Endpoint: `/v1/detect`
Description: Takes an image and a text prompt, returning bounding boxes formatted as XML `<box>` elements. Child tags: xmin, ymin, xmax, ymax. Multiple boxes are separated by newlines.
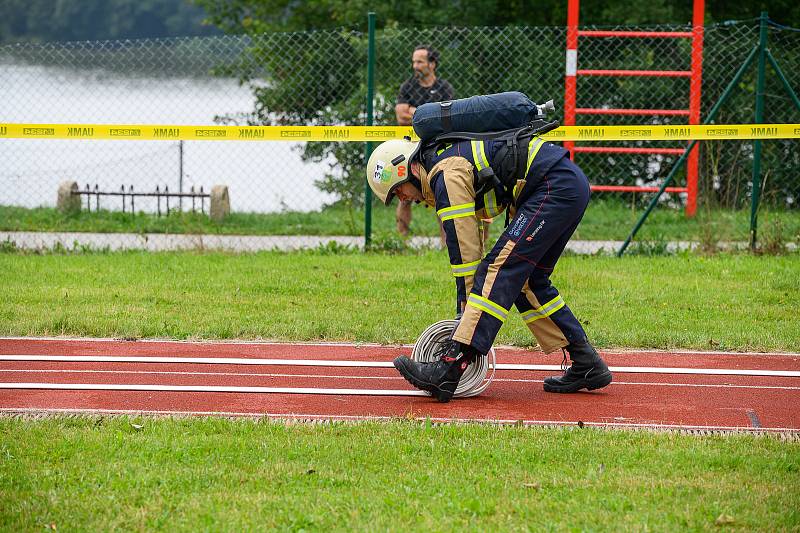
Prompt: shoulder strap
<box><xmin>439</xmin><ymin>101</ymin><xmax>453</xmax><ymax>133</ymax></box>
<box><xmin>432</xmin><ymin>119</ymin><xmax>560</xmax><ymax>144</ymax></box>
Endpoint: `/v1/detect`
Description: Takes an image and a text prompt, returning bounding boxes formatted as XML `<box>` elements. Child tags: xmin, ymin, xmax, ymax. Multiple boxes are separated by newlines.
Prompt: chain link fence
<box><xmin>0</xmin><ymin>19</ymin><xmax>798</xmax><ymax>251</ymax></box>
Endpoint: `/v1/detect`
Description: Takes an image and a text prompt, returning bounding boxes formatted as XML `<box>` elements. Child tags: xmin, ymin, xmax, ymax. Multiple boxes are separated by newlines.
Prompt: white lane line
<box><xmin>0</xmin><ymin>369</ymin><xmax>401</xmax><ymax>379</ymax></box>
<box><xmin>1</xmin><ymin>406</ymin><xmax>798</xmax><ymax>433</ymax></box>
<box><xmin>0</xmin><ymin>355</ymin><xmax>391</xmax><ymax>367</ymax></box>
<box><xmin>2</xmin><ymin>354</ymin><xmax>799</xmax><ymax>377</ymax></box>
<box><xmin>0</xmin><ymin>382</ymin><xmax>428</xmax><ymax>396</ymax></box>
<box><xmin>501</xmin><ymin>364</ymin><xmax>800</xmax><ymax>377</ymax></box>
<box><xmin>2</xmin><ymin>370</ymin><xmax>798</xmax><ymax>390</ymax></box>
<box><xmin>494</xmin><ymin>378</ymin><xmax>800</xmax><ymax>391</ymax></box>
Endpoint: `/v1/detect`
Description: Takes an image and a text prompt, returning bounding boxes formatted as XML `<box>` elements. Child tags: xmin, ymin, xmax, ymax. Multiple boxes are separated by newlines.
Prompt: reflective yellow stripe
<box><xmin>471</xmin><ymin>140</ymin><xmax>490</xmax><ymax>171</ymax></box>
<box><xmin>437</xmin><ymin>202</ymin><xmax>476</xmax><ymax>222</ymax></box>
<box><xmin>526</xmin><ymin>137</ymin><xmax>546</xmax><ymax>175</ymax></box>
<box><xmin>467</xmin><ymin>294</ymin><xmax>509</xmax><ymax>322</ymax></box>
<box><xmin>522</xmin><ymin>295</ymin><xmax>565</xmax><ymax>324</ymax></box>
<box><xmin>451</xmin><ymin>259</ymin><xmax>481</xmax><ymax>277</ymax></box>
<box><xmin>483</xmin><ymin>188</ymin><xmax>501</xmax><ymax>218</ymax></box>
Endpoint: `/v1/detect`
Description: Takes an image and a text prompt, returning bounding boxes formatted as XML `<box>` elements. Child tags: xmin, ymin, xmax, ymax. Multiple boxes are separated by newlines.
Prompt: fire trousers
<box><xmin>452</xmin><ymin>156</ymin><xmax>591</xmax><ymax>355</ymax></box>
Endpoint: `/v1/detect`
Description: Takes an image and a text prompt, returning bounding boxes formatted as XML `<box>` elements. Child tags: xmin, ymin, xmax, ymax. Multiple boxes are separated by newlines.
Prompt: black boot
<box><xmin>543</xmin><ymin>340</ymin><xmax>612</xmax><ymax>393</ymax></box>
<box><xmin>393</xmin><ymin>341</ymin><xmax>479</xmax><ymax>403</ymax></box>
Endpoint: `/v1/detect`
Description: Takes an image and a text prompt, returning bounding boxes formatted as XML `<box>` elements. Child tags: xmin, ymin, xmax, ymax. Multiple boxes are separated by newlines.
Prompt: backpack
<box><xmin>412</xmin><ymin>92</ymin><xmax>560</xmax><ymax>209</ymax></box>
<box><xmin>413</xmin><ymin>91</ymin><xmax>540</xmax><ymax>141</ymax></box>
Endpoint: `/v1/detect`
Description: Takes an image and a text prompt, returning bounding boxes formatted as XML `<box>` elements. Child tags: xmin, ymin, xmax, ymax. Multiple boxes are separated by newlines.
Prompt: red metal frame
<box><xmin>564</xmin><ymin>0</ymin><xmax>705</xmax><ymax>215</ymax></box>
<box><xmin>577</xmin><ymin>69</ymin><xmax>691</xmax><ymax>77</ymax></box>
<box><xmin>576</xmin><ymin>108</ymin><xmax>690</xmax><ymax>116</ymax></box>
<box><xmin>578</xmin><ymin>30</ymin><xmax>693</xmax><ymax>38</ymax></box>
<box><xmin>591</xmin><ymin>185</ymin><xmax>688</xmax><ymax>193</ymax></box>
<box><xmin>575</xmin><ymin>147</ymin><xmax>686</xmax><ymax>155</ymax></box>
<box><xmin>686</xmin><ymin>1</ymin><xmax>705</xmax><ymax>216</ymax></box>
<box><xmin>563</xmin><ymin>0</ymin><xmax>579</xmax><ymax>161</ymax></box>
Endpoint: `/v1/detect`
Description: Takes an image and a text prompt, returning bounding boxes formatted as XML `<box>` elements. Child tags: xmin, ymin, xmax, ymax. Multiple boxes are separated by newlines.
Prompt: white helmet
<box><xmin>366</xmin><ymin>138</ymin><xmax>421</xmax><ymax>205</ymax></box>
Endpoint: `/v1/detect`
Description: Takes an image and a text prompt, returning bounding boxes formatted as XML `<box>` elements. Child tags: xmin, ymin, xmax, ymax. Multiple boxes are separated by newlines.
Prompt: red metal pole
<box><xmin>686</xmin><ymin>0</ymin><xmax>705</xmax><ymax>216</ymax></box>
<box><xmin>564</xmin><ymin>0</ymin><xmax>579</xmax><ymax>160</ymax></box>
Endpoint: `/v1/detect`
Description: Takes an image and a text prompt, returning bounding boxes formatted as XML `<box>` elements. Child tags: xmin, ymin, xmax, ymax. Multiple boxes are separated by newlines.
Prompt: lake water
<box><xmin>0</xmin><ymin>61</ymin><xmax>334</xmax><ymax>213</ymax></box>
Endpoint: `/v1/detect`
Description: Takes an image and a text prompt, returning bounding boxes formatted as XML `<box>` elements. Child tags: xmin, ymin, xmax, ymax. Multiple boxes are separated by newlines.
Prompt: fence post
<box><xmin>364</xmin><ymin>11</ymin><xmax>377</xmax><ymax>248</ymax></box>
<box><xmin>179</xmin><ymin>140</ymin><xmax>184</xmax><ymax>212</ymax></box>
<box><xmin>766</xmin><ymin>50</ymin><xmax>800</xmax><ymax>112</ymax></box>
<box><xmin>749</xmin><ymin>11</ymin><xmax>768</xmax><ymax>251</ymax></box>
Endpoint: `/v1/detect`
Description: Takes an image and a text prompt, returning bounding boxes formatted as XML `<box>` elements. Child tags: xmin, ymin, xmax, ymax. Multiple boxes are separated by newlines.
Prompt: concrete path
<box><xmin>0</xmin><ymin>230</ymin><xmax>769</xmax><ymax>254</ymax></box>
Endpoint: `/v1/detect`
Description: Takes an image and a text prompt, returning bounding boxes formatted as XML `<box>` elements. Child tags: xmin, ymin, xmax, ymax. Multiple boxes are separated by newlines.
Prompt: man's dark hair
<box><xmin>414</xmin><ymin>45</ymin><xmax>439</xmax><ymax>68</ymax></box>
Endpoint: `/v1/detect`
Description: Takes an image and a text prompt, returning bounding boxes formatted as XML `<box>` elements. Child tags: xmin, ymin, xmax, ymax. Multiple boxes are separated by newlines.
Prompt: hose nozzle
<box><xmin>536</xmin><ymin>99</ymin><xmax>556</xmax><ymax>117</ymax></box>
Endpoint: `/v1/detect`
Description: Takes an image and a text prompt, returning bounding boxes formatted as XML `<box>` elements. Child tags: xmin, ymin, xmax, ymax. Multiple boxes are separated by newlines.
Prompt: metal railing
<box><xmin>74</xmin><ymin>184</ymin><xmax>209</xmax><ymax>216</ymax></box>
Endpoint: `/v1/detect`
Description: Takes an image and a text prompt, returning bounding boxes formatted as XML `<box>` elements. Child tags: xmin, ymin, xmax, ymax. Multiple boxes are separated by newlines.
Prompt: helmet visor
<box><xmin>385</xmin><ymin>143</ymin><xmax>425</xmax><ymax>205</ymax></box>
<box><xmin>385</xmin><ymin>179</ymin><xmax>410</xmax><ymax>206</ymax></box>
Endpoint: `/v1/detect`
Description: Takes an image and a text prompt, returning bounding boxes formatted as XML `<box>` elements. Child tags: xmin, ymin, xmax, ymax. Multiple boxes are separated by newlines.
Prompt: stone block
<box><xmin>57</xmin><ymin>181</ymin><xmax>81</xmax><ymax>213</ymax></box>
<box><xmin>210</xmin><ymin>185</ymin><xmax>230</xmax><ymax>221</ymax></box>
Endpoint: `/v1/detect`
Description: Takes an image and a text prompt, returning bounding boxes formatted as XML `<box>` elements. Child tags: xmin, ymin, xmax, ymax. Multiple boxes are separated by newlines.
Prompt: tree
<box><xmin>0</xmin><ymin>0</ymin><xmax>218</xmax><ymax>44</ymax></box>
<box><xmin>196</xmin><ymin>0</ymin><xmax>799</xmax><ymax>33</ymax></box>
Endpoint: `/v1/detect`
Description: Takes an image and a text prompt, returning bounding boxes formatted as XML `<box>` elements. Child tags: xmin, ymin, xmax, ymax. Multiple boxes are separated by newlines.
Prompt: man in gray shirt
<box><xmin>395</xmin><ymin>45</ymin><xmax>454</xmax><ymax>237</ymax></box>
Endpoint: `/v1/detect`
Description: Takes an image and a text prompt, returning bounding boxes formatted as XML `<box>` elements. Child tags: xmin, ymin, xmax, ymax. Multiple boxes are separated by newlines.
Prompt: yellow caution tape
<box><xmin>545</xmin><ymin>124</ymin><xmax>800</xmax><ymax>141</ymax></box>
<box><xmin>1</xmin><ymin>123</ymin><xmax>799</xmax><ymax>141</ymax></box>
<box><xmin>0</xmin><ymin>124</ymin><xmax>414</xmax><ymax>141</ymax></box>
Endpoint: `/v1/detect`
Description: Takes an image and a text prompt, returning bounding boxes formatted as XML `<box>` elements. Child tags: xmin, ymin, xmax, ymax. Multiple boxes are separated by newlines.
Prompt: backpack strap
<box><xmin>435</xmin><ymin>126</ymin><xmax>523</xmax><ymax>144</ymax></box>
<box><xmin>439</xmin><ymin>101</ymin><xmax>453</xmax><ymax>133</ymax></box>
<box><xmin>425</xmin><ymin>120</ymin><xmax>562</xmax><ymax>225</ymax></box>
<box><xmin>433</xmin><ymin>119</ymin><xmax>559</xmax><ymax>144</ymax></box>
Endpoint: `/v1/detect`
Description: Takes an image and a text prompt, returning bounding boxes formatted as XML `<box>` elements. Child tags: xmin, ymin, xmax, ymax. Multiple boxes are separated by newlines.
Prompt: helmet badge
<box><xmin>373</xmin><ymin>161</ymin><xmax>386</xmax><ymax>183</ymax></box>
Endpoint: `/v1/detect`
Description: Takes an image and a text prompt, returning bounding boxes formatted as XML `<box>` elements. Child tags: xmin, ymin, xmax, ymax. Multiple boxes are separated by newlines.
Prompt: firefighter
<box><xmin>366</xmin><ymin>135</ymin><xmax>612</xmax><ymax>402</ymax></box>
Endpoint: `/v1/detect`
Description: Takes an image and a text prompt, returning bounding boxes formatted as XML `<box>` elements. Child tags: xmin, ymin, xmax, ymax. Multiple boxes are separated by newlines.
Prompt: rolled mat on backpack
<box><xmin>412</xmin><ymin>91</ymin><xmax>540</xmax><ymax>142</ymax></box>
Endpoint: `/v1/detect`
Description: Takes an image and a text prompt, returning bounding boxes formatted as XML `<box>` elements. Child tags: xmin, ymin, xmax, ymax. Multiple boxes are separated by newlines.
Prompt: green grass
<box><xmin>0</xmin><ymin>204</ymin><xmax>371</xmax><ymax>237</ymax></box>
<box><xmin>2</xmin><ymin>237</ymin><xmax>798</xmax><ymax>531</ymax></box>
<box><xmin>1</xmin><ymin>417</ymin><xmax>797</xmax><ymax>531</ymax></box>
<box><xmin>575</xmin><ymin>202</ymin><xmax>800</xmax><ymax>244</ymax></box>
<box><xmin>3</xmin><ymin>202</ymin><xmax>799</xmax><ymax>243</ymax></box>
<box><xmin>1</xmin><ymin>250</ymin><xmax>798</xmax><ymax>351</ymax></box>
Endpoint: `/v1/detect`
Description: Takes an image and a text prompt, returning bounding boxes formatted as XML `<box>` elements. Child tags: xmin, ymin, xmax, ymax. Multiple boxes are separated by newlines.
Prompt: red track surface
<box><xmin>2</xmin><ymin>338</ymin><xmax>799</xmax><ymax>432</ymax></box>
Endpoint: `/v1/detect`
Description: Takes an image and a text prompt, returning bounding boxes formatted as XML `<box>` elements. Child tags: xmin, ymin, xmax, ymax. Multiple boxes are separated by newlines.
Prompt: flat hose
<box><xmin>410</xmin><ymin>319</ymin><xmax>496</xmax><ymax>398</ymax></box>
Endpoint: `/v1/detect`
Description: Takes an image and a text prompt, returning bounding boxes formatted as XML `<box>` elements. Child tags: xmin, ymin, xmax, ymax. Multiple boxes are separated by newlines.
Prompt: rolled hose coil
<box><xmin>410</xmin><ymin>319</ymin><xmax>496</xmax><ymax>398</ymax></box>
